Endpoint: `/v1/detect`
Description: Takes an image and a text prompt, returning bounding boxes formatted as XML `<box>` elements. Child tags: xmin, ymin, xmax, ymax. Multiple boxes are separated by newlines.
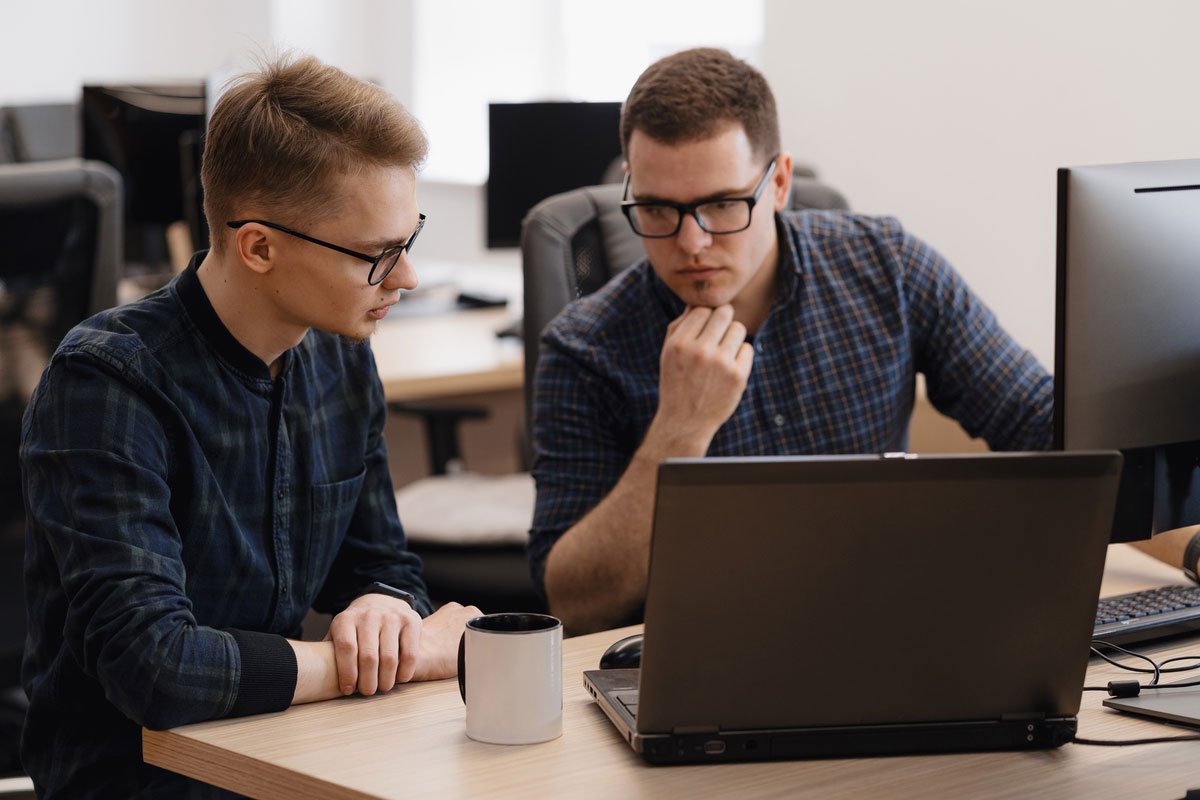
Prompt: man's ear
<box><xmin>232</xmin><ymin>223</ymin><xmax>274</xmax><ymax>277</ymax></box>
<box><xmin>772</xmin><ymin>151</ymin><xmax>794</xmax><ymax>212</ymax></box>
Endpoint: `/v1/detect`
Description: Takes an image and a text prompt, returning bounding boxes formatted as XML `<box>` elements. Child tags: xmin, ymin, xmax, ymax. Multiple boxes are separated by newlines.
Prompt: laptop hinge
<box><xmin>1000</xmin><ymin>711</ymin><xmax>1048</xmax><ymax>721</ymax></box>
<box><xmin>672</xmin><ymin>724</ymin><xmax>719</xmax><ymax>735</ymax></box>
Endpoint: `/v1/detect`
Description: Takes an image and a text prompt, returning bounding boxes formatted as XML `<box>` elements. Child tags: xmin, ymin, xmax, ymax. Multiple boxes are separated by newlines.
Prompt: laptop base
<box><xmin>637</xmin><ymin>717</ymin><xmax>1078</xmax><ymax>765</ymax></box>
<box><xmin>585</xmin><ymin>670</ymin><xmax>1077</xmax><ymax>765</ymax></box>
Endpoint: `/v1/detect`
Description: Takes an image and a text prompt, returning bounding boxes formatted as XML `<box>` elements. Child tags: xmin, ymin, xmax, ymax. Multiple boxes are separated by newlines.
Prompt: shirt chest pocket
<box><xmin>305</xmin><ymin>467</ymin><xmax>367</xmax><ymax>586</ymax></box>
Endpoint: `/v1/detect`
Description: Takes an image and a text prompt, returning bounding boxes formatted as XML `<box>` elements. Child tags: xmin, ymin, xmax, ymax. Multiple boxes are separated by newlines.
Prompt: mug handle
<box><xmin>457</xmin><ymin>632</ymin><xmax>466</xmax><ymax>703</ymax></box>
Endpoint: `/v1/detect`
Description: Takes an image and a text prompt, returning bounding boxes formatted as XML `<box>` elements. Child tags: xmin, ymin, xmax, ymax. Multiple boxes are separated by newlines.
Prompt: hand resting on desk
<box><xmin>411</xmin><ymin>602</ymin><xmax>481</xmax><ymax>681</ymax></box>
<box><xmin>289</xmin><ymin>601</ymin><xmax>480</xmax><ymax>704</ymax></box>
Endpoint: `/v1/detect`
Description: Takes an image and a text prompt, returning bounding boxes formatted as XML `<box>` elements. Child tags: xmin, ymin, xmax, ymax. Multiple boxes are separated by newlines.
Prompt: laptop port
<box><xmin>703</xmin><ymin>740</ymin><xmax>726</xmax><ymax>755</ymax></box>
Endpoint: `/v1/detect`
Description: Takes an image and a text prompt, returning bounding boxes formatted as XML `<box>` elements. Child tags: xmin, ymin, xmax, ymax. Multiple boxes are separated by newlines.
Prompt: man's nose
<box><xmin>675</xmin><ymin>211</ymin><xmax>712</xmax><ymax>255</ymax></box>
<box><xmin>381</xmin><ymin>251</ymin><xmax>419</xmax><ymax>291</ymax></box>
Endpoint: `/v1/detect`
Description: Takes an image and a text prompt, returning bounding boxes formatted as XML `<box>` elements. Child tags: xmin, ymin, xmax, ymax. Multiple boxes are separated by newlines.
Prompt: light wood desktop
<box><xmin>144</xmin><ymin>545</ymin><xmax>1200</xmax><ymax>800</ymax></box>
<box><xmin>371</xmin><ymin>256</ymin><xmax>524</xmax><ymax>404</ymax></box>
<box><xmin>372</xmin><ymin>306</ymin><xmax>522</xmax><ymax>404</ymax></box>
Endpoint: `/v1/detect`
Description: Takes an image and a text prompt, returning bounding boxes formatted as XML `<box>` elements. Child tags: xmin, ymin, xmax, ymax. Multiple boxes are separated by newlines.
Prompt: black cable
<box><xmin>1076</xmin><ymin>642</ymin><xmax>1200</xmax><ymax>744</ymax></box>
<box><xmin>1083</xmin><ymin>679</ymin><xmax>1200</xmax><ymax>693</ymax></box>
<box><xmin>1085</xmin><ymin>642</ymin><xmax>1200</xmax><ymax>694</ymax></box>
<box><xmin>1072</xmin><ymin>734</ymin><xmax>1200</xmax><ymax>746</ymax></box>
<box><xmin>1158</xmin><ymin>655</ymin><xmax>1200</xmax><ymax>673</ymax></box>
<box><xmin>1090</xmin><ymin>640</ymin><xmax>1161</xmax><ymax>684</ymax></box>
<box><xmin>1090</xmin><ymin>643</ymin><xmax>1200</xmax><ymax>675</ymax></box>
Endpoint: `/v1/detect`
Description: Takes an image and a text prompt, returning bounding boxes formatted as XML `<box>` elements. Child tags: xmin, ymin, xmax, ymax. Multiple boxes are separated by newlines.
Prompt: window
<box><xmin>412</xmin><ymin>0</ymin><xmax>764</xmax><ymax>183</ymax></box>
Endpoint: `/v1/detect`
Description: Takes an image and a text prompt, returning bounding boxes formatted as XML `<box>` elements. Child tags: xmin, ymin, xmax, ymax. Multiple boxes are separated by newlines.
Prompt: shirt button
<box><xmin>277</xmin><ymin>488</ymin><xmax>285</xmax><ymax>499</ymax></box>
<box><xmin>755</xmin><ymin>342</ymin><xmax>763</xmax><ymax>353</ymax></box>
<box><xmin>774</xmin><ymin>414</ymin><xmax>786</xmax><ymax>427</ymax></box>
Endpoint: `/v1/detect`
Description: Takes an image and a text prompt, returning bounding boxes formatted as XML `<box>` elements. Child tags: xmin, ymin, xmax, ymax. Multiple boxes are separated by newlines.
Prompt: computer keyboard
<box><xmin>1093</xmin><ymin>583</ymin><xmax>1200</xmax><ymax>645</ymax></box>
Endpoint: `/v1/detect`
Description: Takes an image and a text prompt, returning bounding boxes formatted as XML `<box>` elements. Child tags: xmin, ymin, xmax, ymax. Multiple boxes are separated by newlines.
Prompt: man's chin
<box><xmin>317</xmin><ymin>320</ymin><xmax>376</xmax><ymax>346</ymax></box>
<box><xmin>674</xmin><ymin>279</ymin><xmax>735</xmax><ymax>309</ymax></box>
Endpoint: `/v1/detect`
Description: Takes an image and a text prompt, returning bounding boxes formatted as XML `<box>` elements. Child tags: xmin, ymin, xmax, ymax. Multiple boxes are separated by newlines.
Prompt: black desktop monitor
<box><xmin>486</xmin><ymin>101</ymin><xmax>622</xmax><ymax>249</ymax></box>
<box><xmin>1054</xmin><ymin>159</ymin><xmax>1200</xmax><ymax>542</ymax></box>
<box><xmin>81</xmin><ymin>83</ymin><xmax>207</xmax><ymax>270</ymax></box>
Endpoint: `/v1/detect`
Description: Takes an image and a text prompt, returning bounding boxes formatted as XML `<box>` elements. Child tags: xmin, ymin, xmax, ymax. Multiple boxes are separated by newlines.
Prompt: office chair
<box><xmin>391</xmin><ymin>399</ymin><xmax>540</xmax><ymax>613</ymax></box>
<box><xmin>0</xmin><ymin>105</ymin><xmax>80</xmax><ymax>164</ymax></box>
<box><xmin>0</xmin><ymin>158</ymin><xmax>122</xmax><ymax>783</ymax></box>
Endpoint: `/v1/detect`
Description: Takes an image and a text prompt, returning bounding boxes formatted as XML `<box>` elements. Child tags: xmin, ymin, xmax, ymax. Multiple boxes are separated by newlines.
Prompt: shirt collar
<box><xmin>772</xmin><ymin>211</ymin><xmax>805</xmax><ymax>308</ymax></box>
<box><xmin>174</xmin><ymin>251</ymin><xmax>291</xmax><ymax>383</ymax></box>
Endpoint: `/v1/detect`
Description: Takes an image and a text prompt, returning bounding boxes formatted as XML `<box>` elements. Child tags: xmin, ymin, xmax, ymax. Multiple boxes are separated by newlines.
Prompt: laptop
<box><xmin>584</xmin><ymin>451</ymin><xmax>1122</xmax><ymax>764</ymax></box>
<box><xmin>1102</xmin><ymin>682</ymin><xmax>1200</xmax><ymax>727</ymax></box>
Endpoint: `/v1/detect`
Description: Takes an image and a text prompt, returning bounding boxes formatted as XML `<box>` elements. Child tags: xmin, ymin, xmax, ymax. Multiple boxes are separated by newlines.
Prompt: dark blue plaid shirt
<box><xmin>20</xmin><ymin>253</ymin><xmax>429</xmax><ymax>798</ymax></box>
<box><xmin>529</xmin><ymin>211</ymin><xmax>1053</xmax><ymax>595</ymax></box>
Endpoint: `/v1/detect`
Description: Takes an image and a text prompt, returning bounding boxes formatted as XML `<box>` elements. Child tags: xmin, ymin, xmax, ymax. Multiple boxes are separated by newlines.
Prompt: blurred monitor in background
<box><xmin>486</xmin><ymin>101</ymin><xmax>622</xmax><ymax>249</ymax></box>
<box><xmin>82</xmin><ymin>83</ymin><xmax>207</xmax><ymax>272</ymax></box>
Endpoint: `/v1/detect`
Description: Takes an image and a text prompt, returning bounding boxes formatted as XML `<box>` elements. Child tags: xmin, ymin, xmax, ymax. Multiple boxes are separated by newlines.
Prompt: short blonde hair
<box><xmin>202</xmin><ymin>54</ymin><xmax>427</xmax><ymax>252</ymax></box>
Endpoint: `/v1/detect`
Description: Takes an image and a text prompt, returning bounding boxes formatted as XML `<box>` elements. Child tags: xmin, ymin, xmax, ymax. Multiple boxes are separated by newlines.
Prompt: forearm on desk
<box><xmin>1129</xmin><ymin>525</ymin><xmax>1200</xmax><ymax>576</ymax></box>
<box><xmin>544</xmin><ymin>423</ymin><xmax>709</xmax><ymax>635</ymax></box>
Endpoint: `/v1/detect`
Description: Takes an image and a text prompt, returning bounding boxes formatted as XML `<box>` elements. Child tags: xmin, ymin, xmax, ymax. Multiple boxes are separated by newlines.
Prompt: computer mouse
<box><xmin>599</xmin><ymin>633</ymin><xmax>643</xmax><ymax>670</ymax></box>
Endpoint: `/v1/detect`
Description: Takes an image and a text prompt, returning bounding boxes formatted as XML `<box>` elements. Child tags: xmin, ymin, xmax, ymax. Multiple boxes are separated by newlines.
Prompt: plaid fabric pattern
<box><xmin>20</xmin><ymin>254</ymin><xmax>428</xmax><ymax>798</ymax></box>
<box><xmin>529</xmin><ymin>211</ymin><xmax>1053</xmax><ymax>595</ymax></box>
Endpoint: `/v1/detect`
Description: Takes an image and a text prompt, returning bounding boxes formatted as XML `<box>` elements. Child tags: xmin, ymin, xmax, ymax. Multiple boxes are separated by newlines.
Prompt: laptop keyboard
<box><xmin>1094</xmin><ymin>583</ymin><xmax>1200</xmax><ymax>645</ymax></box>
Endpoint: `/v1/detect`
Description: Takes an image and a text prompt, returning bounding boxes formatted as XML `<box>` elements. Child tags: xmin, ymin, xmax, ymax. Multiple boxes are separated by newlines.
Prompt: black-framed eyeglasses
<box><xmin>620</xmin><ymin>156</ymin><xmax>779</xmax><ymax>238</ymax></box>
<box><xmin>226</xmin><ymin>214</ymin><xmax>426</xmax><ymax>286</ymax></box>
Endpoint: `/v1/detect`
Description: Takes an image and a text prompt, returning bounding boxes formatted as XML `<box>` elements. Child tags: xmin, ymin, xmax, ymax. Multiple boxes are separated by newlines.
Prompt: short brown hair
<box><xmin>202</xmin><ymin>53</ymin><xmax>427</xmax><ymax>252</ymax></box>
<box><xmin>620</xmin><ymin>48</ymin><xmax>780</xmax><ymax>161</ymax></box>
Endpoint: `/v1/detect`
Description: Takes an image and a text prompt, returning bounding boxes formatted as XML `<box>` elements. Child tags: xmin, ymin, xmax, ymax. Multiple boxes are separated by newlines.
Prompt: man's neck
<box><xmin>195</xmin><ymin>250</ymin><xmax>307</xmax><ymax>378</ymax></box>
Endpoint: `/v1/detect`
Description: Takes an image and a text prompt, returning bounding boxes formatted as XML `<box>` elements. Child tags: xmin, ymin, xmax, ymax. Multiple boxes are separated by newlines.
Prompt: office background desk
<box><xmin>371</xmin><ymin>301</ymin><xmax>527</xmax><ymax>490</ymax></box>
<box><xmin>373</xmin><ymin>307</ymin><xmax>523</xmax><ymax>403</ymax></box>
<box><xmin>372</xmin><ymin>255</ymin><xmax>523</xmax><ymax>404</ymax></box>
<box><xmin>144</xmin><ymin>545</ymin><xmax>1200</xmax><ymax>800</ymax></box>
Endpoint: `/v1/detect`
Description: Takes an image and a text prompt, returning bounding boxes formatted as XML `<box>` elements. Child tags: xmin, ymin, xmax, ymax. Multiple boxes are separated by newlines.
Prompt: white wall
<box><xmin>14</xmin><ymin>0</ymin><xmax>1194</xmax><ymax>354</ymax></box>
<box><xmin>0</xmin><ymin>0</ymin><xmax>415</xmax><ymax>105</ymax></box>
<box><xmin>0</xmin><ymin>0</ymin><xmax>272</xmax><ymax>102</ymax></box>
<box><xmin>0</xmin><ymin>0</ymin><xmax>759</xmax><ymax>267</ymax></box>
<box><xmin>763</xmin><ymin>0</ymin><xmax>1200</xmax><ymax>366</ymax></box>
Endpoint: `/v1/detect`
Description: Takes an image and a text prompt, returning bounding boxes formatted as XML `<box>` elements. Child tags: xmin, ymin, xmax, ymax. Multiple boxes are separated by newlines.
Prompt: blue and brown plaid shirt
<box><xmin>529</xmin><ymin>211</ymin><xmax>1053</xmax><ymax>596</ymax></box>
<box><xmin>20</xmin><ymin>253</ymin><xmax>429</xmax><ymax>798</ymax></box>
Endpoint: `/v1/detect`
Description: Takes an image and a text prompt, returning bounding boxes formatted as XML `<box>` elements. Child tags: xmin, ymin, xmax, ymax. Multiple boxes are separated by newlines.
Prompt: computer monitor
<box><xmin>1054</xmin><ymin>159</ymin><xmax>1200</xmax><ymax>542</ymax></box>
<box><xmin>486</xmin><ymin>101</ymin><xmax>622</xmax><ymax>249</ymax></box>
<box><xmin>81</xmin><ymin>83</ymin><xmax>207</xmax><ymax>270</ymax></box>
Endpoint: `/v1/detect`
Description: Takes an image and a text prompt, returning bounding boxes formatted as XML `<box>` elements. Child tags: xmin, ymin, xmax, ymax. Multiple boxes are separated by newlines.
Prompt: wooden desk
<box><xmin>144</xmin><ymin>545</ymin><xmax>1200</xmax><ymax>799</ymax></box>
<box><xmin>372</xmin><ymin>307</ymin><xmax>523</xmax><ymax>403</ymax></box>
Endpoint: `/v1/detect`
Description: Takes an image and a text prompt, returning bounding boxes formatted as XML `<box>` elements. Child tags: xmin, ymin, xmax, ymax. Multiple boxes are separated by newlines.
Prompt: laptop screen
<box><xmin>635</xmin><ymin>452</ymin><xmax>1121</xmax><ymax>735</ymax></box>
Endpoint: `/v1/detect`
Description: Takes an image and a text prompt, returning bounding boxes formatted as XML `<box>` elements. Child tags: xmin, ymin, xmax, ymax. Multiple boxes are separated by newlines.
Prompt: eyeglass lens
<box><xmin>369</xmin><ymin>249</ymin><xmax>403</xmax><ymax>285</ymax></box>
<box><xmin>629</xmin><ymin>200</ymin><xmax>752</xmax><ymax>236</ymax></box>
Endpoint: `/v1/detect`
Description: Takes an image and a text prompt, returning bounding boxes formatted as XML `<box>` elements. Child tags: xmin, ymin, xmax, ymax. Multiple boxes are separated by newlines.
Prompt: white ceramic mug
<box><xmin>457</xmin><ymin>613</ymin><xmax>563</xmax><ymax>745</ymax></box>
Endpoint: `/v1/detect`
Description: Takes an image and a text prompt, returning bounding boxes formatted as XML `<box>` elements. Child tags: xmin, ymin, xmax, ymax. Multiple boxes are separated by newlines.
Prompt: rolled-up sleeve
<box><xmin>528</xmin><ymin>330</ymin><xmax>634</xmax><ymax>597</ymax></box>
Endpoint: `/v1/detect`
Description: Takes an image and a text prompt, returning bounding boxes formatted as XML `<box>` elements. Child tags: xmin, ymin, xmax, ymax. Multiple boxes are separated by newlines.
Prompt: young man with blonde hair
<box><xmin>20</xmin><ymin>54</ymin><xmax>477</xmax><ymax>797</ymax></box>
<box><xmin>529</xmin><ymin>48</ymin><xmax>1055</xmax><ymax>634</ymax></box>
